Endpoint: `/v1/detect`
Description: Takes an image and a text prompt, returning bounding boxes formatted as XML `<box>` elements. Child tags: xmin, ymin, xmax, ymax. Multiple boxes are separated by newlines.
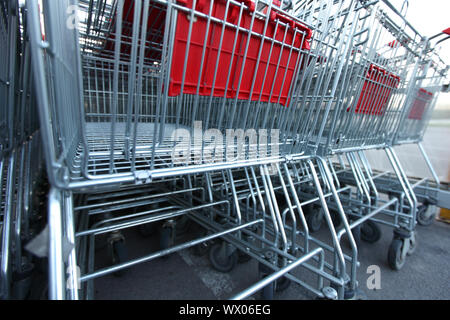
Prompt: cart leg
<box><xmin>385</xmin><ymin>148</ymin><xmax>418</xmax><ymax>270</ymax></box>
<box><xmin>386</xmin><ymin>148</ymin><xmax>418</xmax><ymax>230</ymax></box>
<box><xmin>64</xmin><ymin>191</ymin><xmax>79</xmax><ymax>300</ymax></box>
<box><xmin>417</xmin><ymin>142</ymin><xmax>440</xmax><ymax>185</ymax></box>
<box><xmin>1</xmin><ymin>153</ymin><xmax>16</xmax><ymax>299</ymax></box>
<box><xmin>316</xmin><ymin>157</ymin><xmax>359</xmax><ymax>298</ymax></box>
<box><xmin>48</xmin><ymin>188</ymin><xmax>65</xmax><ymax>300</ymax></box>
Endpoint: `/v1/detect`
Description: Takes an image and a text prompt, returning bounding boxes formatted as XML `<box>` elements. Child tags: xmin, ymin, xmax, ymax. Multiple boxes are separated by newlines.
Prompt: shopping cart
<box><xmin>29</xmin><ymin>0</ymin><xmax>315</xmax><ymax>188</ymax></box>
<box><xmin>0</xmin><ymin>0</ymin><xmax>45</xmax><ymax>300</ymax></box>
<box><xmin>293</xmin><ymin>0</ymin><xmax>450</xmax><ymax>271</ymax></box>
<box><xmin>24</xmin><ymin>0</ymin><xmax>373</xmax><ymax>300</ymax></box>
<box><xmin>22</xmin><ymin>0</ymin><xmax>449</xmax><ymax>300</ymax></box>
<box><xmin>390</xmin><ymin>44</ymin><xmax>450</xmax><ymax>226</ymax></box>
<box><xmin>320</xmin><ymin>4</ymin><xmax>449</xmax><ymax>270</ymax></box>
<box><xmin>350</xmin><ymin>31</ymin><xmax>450</xmax><ymax>229</ymax></box>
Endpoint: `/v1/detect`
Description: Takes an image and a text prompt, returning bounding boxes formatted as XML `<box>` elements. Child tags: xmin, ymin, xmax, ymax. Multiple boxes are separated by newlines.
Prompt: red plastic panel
<box><xmin>169</xmin><ymin>0</ymin><xmax>312</xmax><ymax>106</ymax></box>
<box><xmin>408</xmin><ymin>88</ymin><xmax>433</xmax><ymax>120</ymax></box>
<box><xmin>352</xmin><ymin>64</ymin><xmax>400</xmax><ymax>116</ymax></box>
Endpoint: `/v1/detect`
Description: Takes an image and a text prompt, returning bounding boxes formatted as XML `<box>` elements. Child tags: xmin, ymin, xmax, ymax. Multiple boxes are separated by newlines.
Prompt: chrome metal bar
<box><xmin>231</xmin><ymin>247</ymin><xmax>324</xmax><ymax>300</ymax></box>
<box><xmin>48</xmin><ymin>188</ymin><xmax>65</xmax><ymax>300</ymax></box>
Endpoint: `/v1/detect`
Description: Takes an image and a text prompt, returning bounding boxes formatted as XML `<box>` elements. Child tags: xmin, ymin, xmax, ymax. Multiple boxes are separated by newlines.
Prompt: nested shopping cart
<box><xmin>365</xmin><ymin>33</ymin><xmax>450</xmax><ymax>229</ymax></box>
<box><xmin>316</xmin><ymin>2</ymin><xmax>450</xmax><ymax>271</ymax></box>
<box><xmin>31</xmin><ymin>0</ymin><xmax>316</xmax><ymax>188</ymax></box>
<box><xmin>22</xmin><ymin>0</ymin><xmax>450</xmax><ymax>300</ymax></box>
<box><xmin>25</xmin><ymin>0</ymin><xmax>372</xmax><ymax>300</ymax></box>
<box><xmin>0</xmin><ymin>0</ymin><xmax>46</xmax><ymax>300</ymax></box>
<box><xmin>290</xmin><ymin>0</ymin><xmax>450</xmax><ymax>271</ymax></box>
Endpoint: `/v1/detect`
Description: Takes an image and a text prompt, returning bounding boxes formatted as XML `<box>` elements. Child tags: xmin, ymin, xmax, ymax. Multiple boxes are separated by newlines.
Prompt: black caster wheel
<box><xmin>306</xmin><ymin>206</ymin><xmax>323</xmax><ymax>233</ymax></box>
<box><xmin>111</xmin><ymin>240</ymin><xmax>128</xmax><ymax>277</ymax></box>
<box><xmin>138</xmin><ymin>223</ymin><xmax>157</xmax><ymax>237</ymax></box>
<box><xmin>361</xmin><ymin>220</ymin><xmax>381</xmax><ymax>243</ymax></box>
<box><xmin>316</xmin><ymin>286</ymin><xmax>338</xmax><ymax>300</ymax></box>
<box><xmin>208</xmin><ymin>242</ymin><xmax>238</xmax><ymax>273</ymax></box>
<box><xmin>345</xmin><ymin>289</ymin><xmax>367</xmax><ymax>300</ymax></box>
<box><xmin>330</xmin><ymin>281</ymin><xmax>362</xmax><ymax>300</ymax></box>
<box><xmin>417</xmin><ymin>204</ymin><xmax>436</xmax><ymax>226</ymax></box>
<box><xmin>387</xmin><ymin>238</ymin><xmax>406</xmax><ymax>271</ymax></box>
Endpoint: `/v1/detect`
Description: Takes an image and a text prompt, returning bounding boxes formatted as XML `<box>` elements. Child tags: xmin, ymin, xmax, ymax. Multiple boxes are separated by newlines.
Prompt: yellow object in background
<box><xmin>439</xmin><ymin>169</ymin><xmax>450</xmax><ymax>222</ymax></box>
<box><xmin>440</xmin><ymin>208</ymin><xmax>450</xmax><ymax>221</ymax></box>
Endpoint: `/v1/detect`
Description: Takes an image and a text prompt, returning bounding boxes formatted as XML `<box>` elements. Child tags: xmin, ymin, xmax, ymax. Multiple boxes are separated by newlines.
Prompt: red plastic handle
<box><xmin>272</xmin><ymin>12</ymin><xmax>312</xmax><ymax>39</ymax></box>
<box><xmin>443</xmin><ymin>28</ymin><xmax>450</xmax><ymax>35</ymax></box>
<box><xmin>234</xmin><ymin>0</ymin><xmax>255</xmax><ymax>11</ymax></box>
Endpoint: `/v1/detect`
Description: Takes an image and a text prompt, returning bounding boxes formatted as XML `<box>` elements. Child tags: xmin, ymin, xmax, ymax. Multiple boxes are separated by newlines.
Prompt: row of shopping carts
<box><xmin>0</xmin><ymin>0</ymin><xmax>47</xmax><ymax>299</ymax></box>
<box><xmin>0</xmin><ymin>0</ymin><xmax>449</xmax><ymax>300</ymax></box>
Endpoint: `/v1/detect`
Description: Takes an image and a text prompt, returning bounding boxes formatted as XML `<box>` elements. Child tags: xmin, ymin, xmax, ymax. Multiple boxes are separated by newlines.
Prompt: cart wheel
<box><xmin>387</xmin><ymin>238</ymin><xmax>406</xmax><ymax>271</ymax></box>
<box><xmin>138</xmin><ymin>223</ymin><xmax>157</xmax><ymax>237</ymax></box>
<box><xmin>307</xmin><ymin>207</ymin><xmax>323</xmax><ymax>233</ymax></box>
<box><xmin>275</xmin><ymin>276</ymin><xmax>291</xmax><ymax>292</ymax></box>
<box><xmin>361</xmin><ymin>220</ymin><xmax>381</xmax><ymax>243</ymax></box>
<box><xmin>316</xmin><ymin>286</ymin><xmax>338</xmax><ymax>300</ymax></box>
<box><xmin>208</xmin><ymin>242</ymin><xmax>238</xmax><ymax>273</ymax></box>
<box><xmin>407</xmin><ymin>231</ymin><xmax>417</xmax><ymax>256</ymax></box>
<box><xmin>417</xmin><ymin>204</ymin><xmax>436</xmax><ymax>226</ymax></box>
<box><xmin>111</xmin><ymin>240</ymin><xmax>128</xmax><ymax>277</ymax></box>
<box><xmin>344</xmin><ymin>289</ymin><xmax>367</xmax><ymax>300</ymax></box>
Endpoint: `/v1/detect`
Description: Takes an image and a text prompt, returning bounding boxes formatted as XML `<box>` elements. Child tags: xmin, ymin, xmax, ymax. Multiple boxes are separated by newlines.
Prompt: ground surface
<box><xmin>92</xmin><ymin>218</ymin><xmax>450</xmax><ymax>300</ymax></box>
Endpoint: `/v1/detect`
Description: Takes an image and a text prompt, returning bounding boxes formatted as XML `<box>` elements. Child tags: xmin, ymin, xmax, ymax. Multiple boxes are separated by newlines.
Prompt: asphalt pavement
<box><xmin>92</xmin><ymin>216</ymin><xmax>450</xmax><ymax>300</ymax></box>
